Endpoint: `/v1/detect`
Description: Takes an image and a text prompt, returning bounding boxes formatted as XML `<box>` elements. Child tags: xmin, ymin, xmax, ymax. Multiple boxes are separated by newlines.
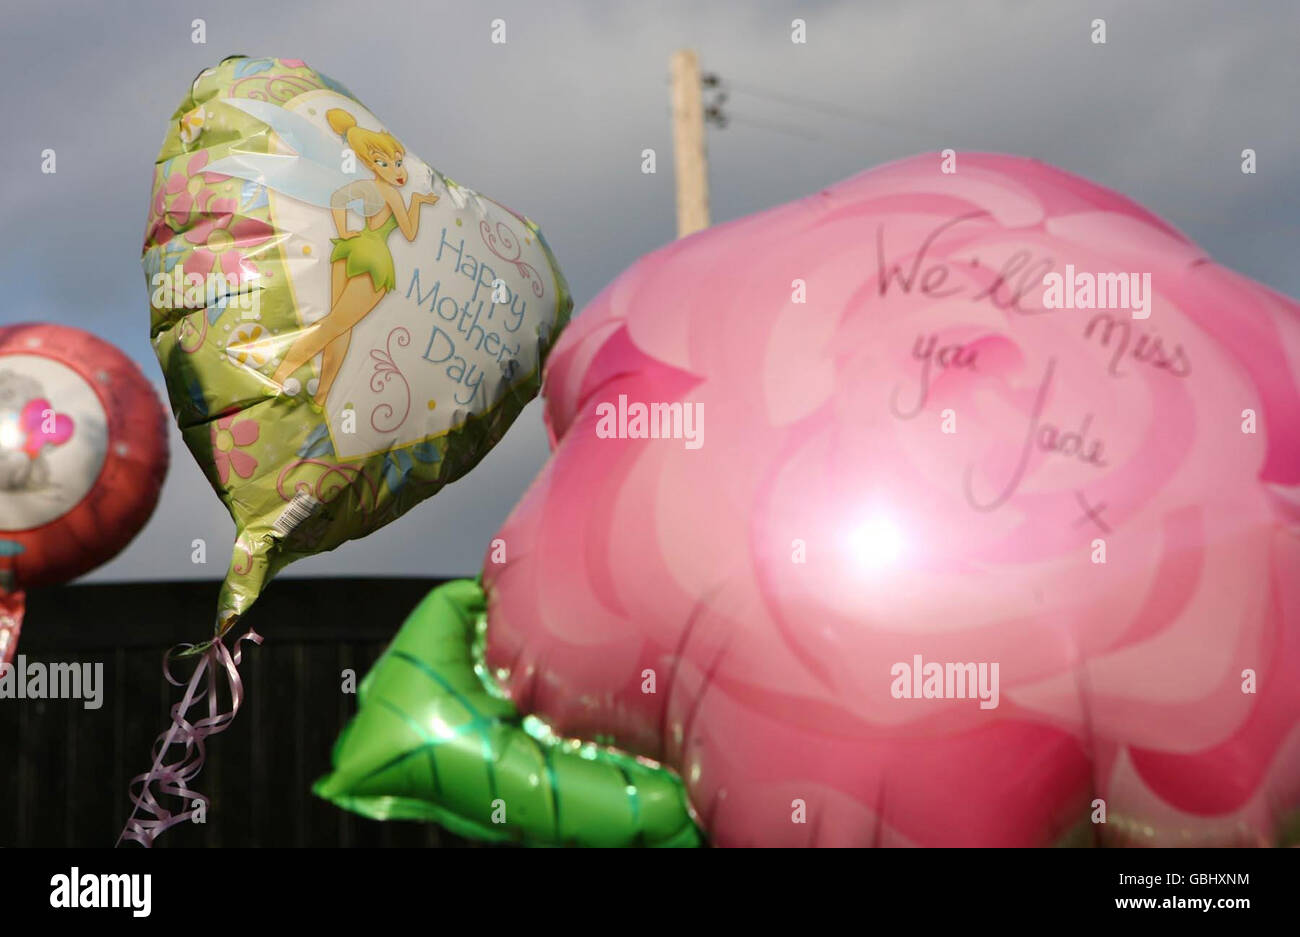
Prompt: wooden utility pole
<box><xmin>670</xmin><ymin>49</ymin><xmax>710</xmax><ymax>238</ymax></box>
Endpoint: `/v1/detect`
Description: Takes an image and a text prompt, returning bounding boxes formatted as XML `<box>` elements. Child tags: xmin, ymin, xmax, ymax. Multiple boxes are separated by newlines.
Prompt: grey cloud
<box><xmin>0</xmin><ymin>0</ymin><xmax>1294</xmax><ymax>583</ymax></box>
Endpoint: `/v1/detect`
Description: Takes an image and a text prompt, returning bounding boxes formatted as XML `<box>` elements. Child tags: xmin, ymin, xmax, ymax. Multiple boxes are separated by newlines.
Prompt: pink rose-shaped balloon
<box><xmin>483</xmin><ymin>154</ymin><xmax>1300</xmax><ymax>846</ymax></box>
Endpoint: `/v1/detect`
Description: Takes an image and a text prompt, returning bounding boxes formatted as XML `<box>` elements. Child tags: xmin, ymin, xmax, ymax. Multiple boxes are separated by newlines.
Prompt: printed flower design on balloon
<box><xmin>149</xmin><ymin>151</ymin><xmax>232</xmax><ymax>241</ymax></box>
<box><xmin>210</xmin><ymin>415</ymin><xmax>259</xmax><ymax>485</ymax></box>
<box><xmin>144</xmin><ymin>168</ymin><xmax>167</xmax><ymax>250</ymax></box>
<box><xmin>146</xmin><ymin>146</ymin><xmax>277</xmax><ymax>359</ymax></box>
<box><xmin>179</xmin><ymin>105</ymin><xmax>207</xmax><ymax>145</ymax></box>
<box><xmin>183</xmin><ymin>211</ymin><xmax>274</xmax><ymax>288</ymax></box>
<box><xmin>142</xmin><ymin>225</ymin><xmax>187</xmax><ymax>282</ymax></box>
<box><xmin>225</xmin><ymin>324</ymin><xmax>275</xmax><ymax>370</ymax></box>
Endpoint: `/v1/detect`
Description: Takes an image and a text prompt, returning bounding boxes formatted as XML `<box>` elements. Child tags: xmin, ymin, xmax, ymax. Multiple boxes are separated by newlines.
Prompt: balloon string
<box><xmin>117</xmin><ymin>628</ymin><xmax>262</xmax><ymax>847</ymax></box>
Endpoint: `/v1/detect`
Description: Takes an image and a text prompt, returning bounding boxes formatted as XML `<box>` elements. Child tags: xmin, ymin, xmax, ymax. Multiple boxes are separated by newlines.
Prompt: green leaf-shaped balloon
<box><xmin>315</xmin><ymin>579</ymin><xmax>703</xmax><ymax>847</ymax></box>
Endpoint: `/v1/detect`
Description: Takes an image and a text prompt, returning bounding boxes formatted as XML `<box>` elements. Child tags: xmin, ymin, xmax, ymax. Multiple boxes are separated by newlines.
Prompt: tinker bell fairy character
<box><xmin>204</xmin><ymin>98</ymin><xmax>444</xmax><ymax>405</ymax></box>
<box><xmin>269</xmin><ymin>109</ymin><xmax>437</xmax><ymax>405</ymax></box>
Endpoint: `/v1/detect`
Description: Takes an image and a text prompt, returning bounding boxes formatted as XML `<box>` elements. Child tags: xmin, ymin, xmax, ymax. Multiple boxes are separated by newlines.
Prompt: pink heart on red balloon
<box><xmin>19</xmin><ymin>398</ymin><xmax>74</xmax><ymax>458</ymax></box>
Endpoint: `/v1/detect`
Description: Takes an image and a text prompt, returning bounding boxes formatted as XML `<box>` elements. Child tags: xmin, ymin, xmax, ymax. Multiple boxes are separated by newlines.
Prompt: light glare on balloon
<box><xmin>0</xmin><ymin>416</ymin><xmax>21</xmax><ymax>451</ymax></box>
<box><xmin>848</xmin><ymin>515</ymin><xmax>906</xmax><ymax>570</ymax></box>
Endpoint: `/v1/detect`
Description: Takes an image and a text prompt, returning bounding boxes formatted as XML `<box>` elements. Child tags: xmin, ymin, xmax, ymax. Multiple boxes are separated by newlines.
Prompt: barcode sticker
<box><xmin>272</xmin><ymin>492</ymin><xmax>322</xmax><ymax>537</ymax></box>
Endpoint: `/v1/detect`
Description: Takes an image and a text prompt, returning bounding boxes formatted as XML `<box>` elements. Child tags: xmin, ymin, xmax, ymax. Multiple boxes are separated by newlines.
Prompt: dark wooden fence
<box><xmin>0</xmin><ymin>577</ymin><xmax>489</xmax><ymax>848</ymax></box>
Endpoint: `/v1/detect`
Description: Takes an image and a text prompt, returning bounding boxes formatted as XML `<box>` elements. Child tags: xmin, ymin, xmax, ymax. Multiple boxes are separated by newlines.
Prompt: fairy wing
<box><xmin>204</xmin><ymin>98</ymin><xmax>387</xmax><ymax>215</ymax></box>
<box><xmin>329</xmin><ymin>179</ymin><xmax>386</xmax><ymax>218</ymax></box>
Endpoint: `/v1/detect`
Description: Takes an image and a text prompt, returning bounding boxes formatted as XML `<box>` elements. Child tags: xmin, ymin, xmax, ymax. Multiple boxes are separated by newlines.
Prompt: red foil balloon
<box><xmin>0</xmin><ymin>323</ymin><xmax>168</xmax><ymax>663</ymax></box>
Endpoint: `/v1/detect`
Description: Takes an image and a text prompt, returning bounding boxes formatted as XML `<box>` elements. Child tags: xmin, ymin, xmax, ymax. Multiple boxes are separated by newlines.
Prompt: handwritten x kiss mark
<box><xmin>1073</xmin><ymin>490</ymin><xmax>1111</xmax><ymax>534</ymax></box>
<box><xmin>17</xmin><ymin>398</ymin><xmax>74</xmax><ymax>459</ymax></box>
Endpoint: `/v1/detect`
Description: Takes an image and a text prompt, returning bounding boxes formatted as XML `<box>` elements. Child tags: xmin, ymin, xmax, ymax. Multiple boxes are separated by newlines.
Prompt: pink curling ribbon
<box><xmin>117</xmin><ymin>628</ymin><xmax>263</xmax><ymax>847</ymax></box>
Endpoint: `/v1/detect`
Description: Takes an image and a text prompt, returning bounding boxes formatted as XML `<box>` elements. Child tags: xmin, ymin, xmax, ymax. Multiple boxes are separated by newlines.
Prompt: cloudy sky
<box><xmin>0</xmin><ymin>0</ymin><xmax>1295</xmax><ymax>584</ymax></box>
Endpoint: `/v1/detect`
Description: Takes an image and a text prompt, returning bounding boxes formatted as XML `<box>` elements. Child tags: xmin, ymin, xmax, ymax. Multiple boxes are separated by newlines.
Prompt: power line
<box><xmin>674</xmin><ymin>67</ymin><xmax>947</xmax><ymax>168</ymax></box>
<box><xmin>723</xmin><ymin>112</ymin><xmax>872</xmax><ymax>154</ymax></box>
<box><xmin>721</xmin><ymin>77</ymin><xmax>945</xmax><ymax>141</ymax></box>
